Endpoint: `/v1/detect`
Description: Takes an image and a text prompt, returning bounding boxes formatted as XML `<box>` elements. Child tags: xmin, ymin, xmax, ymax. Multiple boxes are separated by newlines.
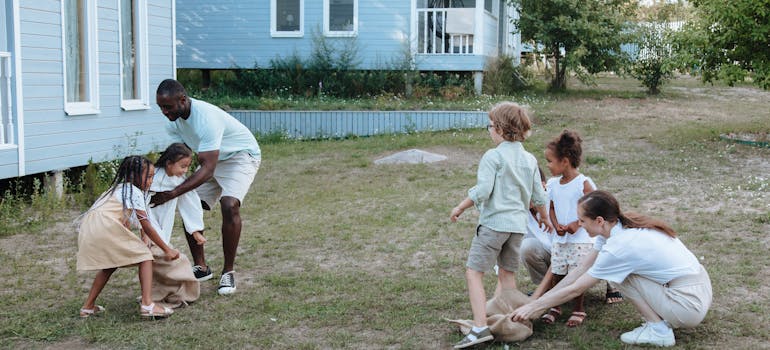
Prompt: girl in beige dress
<box><xmin>77</xmin><ymin>155</ymin><xmax>180</xmax><ymax>318</ymax></box>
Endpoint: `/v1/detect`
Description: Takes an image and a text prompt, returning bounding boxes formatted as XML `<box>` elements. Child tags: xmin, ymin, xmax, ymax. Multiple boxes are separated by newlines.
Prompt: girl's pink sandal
<box><xmin>541</xmin><ymin>307</ymin><xmax>561</xmax><ymax>324</ymax></box>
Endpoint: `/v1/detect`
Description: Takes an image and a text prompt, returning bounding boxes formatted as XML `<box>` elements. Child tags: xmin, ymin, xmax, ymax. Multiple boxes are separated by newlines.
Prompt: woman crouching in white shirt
<box><xmin>511</xmin><ymin>190</ymin><xmax>712</xmax><ymax>347</ymax></box>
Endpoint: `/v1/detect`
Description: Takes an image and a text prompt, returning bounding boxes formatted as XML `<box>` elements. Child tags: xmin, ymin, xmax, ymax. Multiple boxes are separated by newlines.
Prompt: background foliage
<box><xmin>508</xmin><ymin>0</ymin><xmax>636</xmax><ymax>91</ymax></box>
<box><xmin>674</xmin><ymin>0</ymin><xmax>770</xmax><ymax>89</ymax></box>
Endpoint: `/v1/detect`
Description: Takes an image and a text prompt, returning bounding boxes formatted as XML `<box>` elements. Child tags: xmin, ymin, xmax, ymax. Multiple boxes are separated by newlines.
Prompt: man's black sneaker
<box><xmin>193</xmin><ymin>265</ymin><xmax>213</xmax><ymax>281</ymax></box>
<box><xmin>218</xmin><ymin>271</ymin><xmax>236</xmax><ymax>295</ymax></box>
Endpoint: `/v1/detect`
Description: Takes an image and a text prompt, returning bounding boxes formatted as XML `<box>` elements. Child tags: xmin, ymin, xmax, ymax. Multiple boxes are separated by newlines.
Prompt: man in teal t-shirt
<box><xmin>152</xmin><ymin>79</ymin><xmax>261</xmax><ymax>296</ymax></box>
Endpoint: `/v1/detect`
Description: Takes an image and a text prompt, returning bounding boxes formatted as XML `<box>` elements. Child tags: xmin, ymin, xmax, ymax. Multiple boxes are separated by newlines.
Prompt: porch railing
<box><xmin>0</xmin><ymin>52</ymin><xmax>13</xmax><ymax>145</ymax></box>
<box><xmin>417</xmin><ymin>8</ymin><xmax>474</xmax><ymax>54</ymax></box>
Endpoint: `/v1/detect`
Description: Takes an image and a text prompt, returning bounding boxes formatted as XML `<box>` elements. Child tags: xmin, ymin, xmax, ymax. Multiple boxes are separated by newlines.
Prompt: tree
<box><xmin>508</xmin><ymin>0</ymin><xmax>636</xmax><ymax>91</ymax></box>
<box><xmin>674</xmin><ymin>0</ymin><xmax>770</xmax><ymax>89</ymax></box>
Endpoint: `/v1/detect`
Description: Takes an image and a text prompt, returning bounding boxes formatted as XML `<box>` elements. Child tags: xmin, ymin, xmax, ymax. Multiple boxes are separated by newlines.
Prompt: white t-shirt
<box><xmin>148</xmin><ymin>169</ymin><xmax>205</xmax><ymax>245</ymax></box>
<box><xmin>589</xmin><ymin>222</ymin><xmax>702</xmax><ymax>284</ymax></box>
<box><xmin>166</xmin><ymin>98</ymin><xmax>261</xmax><ymax>160</ymax></box>
<box><xmin>105</xmin><ymin>183</ymin><xmax>147</xmax><ymax>229</ymax></box>
<box><xmin>547</xmin><ymin>174</ymin><xmax>596</xmax><ymax>244</ymax></box>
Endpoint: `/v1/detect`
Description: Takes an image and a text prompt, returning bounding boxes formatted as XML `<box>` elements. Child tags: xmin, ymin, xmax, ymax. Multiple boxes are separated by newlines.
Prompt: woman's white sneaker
<box><xmin>620</xmin><ymin>322</ymin><xmax>675</xmax><ymax>347</ymax></box>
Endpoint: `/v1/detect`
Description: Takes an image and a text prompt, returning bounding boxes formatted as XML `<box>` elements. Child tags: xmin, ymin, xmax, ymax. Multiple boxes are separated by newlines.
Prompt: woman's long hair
<box><xmin>578</xmin><ymin>190</ymin><xmax>676</xmax><ymax>237</ymax></box>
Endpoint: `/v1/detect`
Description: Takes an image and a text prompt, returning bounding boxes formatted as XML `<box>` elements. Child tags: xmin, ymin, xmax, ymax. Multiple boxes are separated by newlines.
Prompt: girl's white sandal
<box><xmin>140</xmin><ymin>302</ymin><xmax>173</xmax><ymax>318</ymax></box>
<box><xmin>79</xmin><ymin>305</ymin><xmax>105</xmax><ymax>318</ymax></box>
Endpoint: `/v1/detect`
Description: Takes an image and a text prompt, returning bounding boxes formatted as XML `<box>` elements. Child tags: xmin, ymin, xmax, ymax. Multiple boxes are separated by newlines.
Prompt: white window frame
<box><xmin>323</xmin><ymin>0</ymin><xmax>358</xmax><ymax>37</ymax></box>
<box><xmin>118</xmin><ymin>0</ymin><xmax>150</xmax><ymax>110</ymax></box>
<box><xmin>61</xmin><ymin>0</ymin><xmax>100</xmax><ymax>116</ymax></box>
<box><xmin>271</xmin><ymin>0</ymin><xmax>304</xmax><ymax>38</ymax></box>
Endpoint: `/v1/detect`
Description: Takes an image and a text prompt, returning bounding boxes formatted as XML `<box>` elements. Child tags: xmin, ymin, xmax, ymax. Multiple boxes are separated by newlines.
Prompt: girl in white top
<box><xmin>146</xmin><ymin>143</ymin><xmax>204</xmax><ymax>307</ymax></box>
<box><xmin>541</xmin><ymin>130</ymin><xmax>596</xmax><ymax>327</ymax></box>
<box><xmin>76</xmin><ymin>156</ymin><xmax>179</xmax><ymax>318</ymax></box>
<box><xmin>150</xmin><ymin>143</ymin><xmax>206</xmax><ymax>246</ymax></box>
<box><xmin>512</xmin><ymin>190</ymin><xmax>712</xmax><ymax>347</ymax></box>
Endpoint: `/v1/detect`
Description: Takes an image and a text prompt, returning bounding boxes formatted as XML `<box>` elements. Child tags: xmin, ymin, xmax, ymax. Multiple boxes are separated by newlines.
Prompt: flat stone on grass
<box><xmin>374</xmin><ymin>149</ymin><xmax>448</xmax><ymax>165</ymax></box>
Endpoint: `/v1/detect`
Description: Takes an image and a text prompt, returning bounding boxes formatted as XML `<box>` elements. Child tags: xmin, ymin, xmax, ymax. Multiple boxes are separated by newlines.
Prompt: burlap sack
<box><xmin>486</xmin><ymin>288</ymin><xmax>532</xmax><ymax>315</ymax></box>
<box><xmin>446</xmin><ymin>288</ymin><xmax>533</xmax><ymax>342</ymax></box>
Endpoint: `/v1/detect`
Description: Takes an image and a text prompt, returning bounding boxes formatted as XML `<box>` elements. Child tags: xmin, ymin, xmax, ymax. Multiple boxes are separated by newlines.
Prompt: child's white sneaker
<box><xmin>620</xmin><ymin>322</ymin><xmax>675</xmax><ymax>347</ymax></box>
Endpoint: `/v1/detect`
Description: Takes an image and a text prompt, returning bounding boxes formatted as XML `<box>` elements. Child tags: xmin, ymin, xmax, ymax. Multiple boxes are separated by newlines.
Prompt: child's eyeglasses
<box><xmin>486</xmin><ymin>125</ymin><xmax>495</xmax><ymax>130</ymax></box>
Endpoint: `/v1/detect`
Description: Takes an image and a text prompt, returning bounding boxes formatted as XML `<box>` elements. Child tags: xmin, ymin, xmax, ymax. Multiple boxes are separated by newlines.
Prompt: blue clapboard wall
<box><xmin>230</xmin><ymin>110</ymin><xmax>488</xmax><ymax>139</ymax></box>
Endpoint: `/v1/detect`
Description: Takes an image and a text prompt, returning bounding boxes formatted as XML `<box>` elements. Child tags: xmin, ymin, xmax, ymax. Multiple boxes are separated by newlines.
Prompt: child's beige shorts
<box><xmin>466</xmin><ymin>225</ymin><xmax>524</xmax><ymax>273</ymax></box>
<box><xmin>196</xmin><ymin>152</ymin><xmax>260</xmax><ymax>207</ymax></box>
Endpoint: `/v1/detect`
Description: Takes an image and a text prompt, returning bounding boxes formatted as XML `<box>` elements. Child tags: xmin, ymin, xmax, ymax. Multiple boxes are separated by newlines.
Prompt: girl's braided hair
<box><xmin>100</xmin><ymin>155</ymin><xmax>153</xmax><ymax>214</ymax></box>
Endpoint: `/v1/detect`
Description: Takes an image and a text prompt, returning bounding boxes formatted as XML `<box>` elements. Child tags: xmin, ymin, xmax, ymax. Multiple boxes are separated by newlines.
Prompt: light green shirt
<box><xmin>468</xmin><ymin>141</ymin><xmax>547</xmax><ymax>233</ymax></box>
<box><xmin>166</xmin><ymin>98</ymin><xmax>261</xmax><ymax>160</ymax></box>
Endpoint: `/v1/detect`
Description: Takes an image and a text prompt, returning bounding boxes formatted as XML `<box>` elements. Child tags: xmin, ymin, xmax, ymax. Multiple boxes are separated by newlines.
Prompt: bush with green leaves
<box><xmin>629</xmin><ymin>24</ymin><xmax>677</xmax><ymax>94</ymax></box>
<box><xmin>483</xmin><ymin>55</ymin><xmax>534</xmax><ymax>95</ymax></box>
<box><xmin>673</xmin><ymin>0</ymin><xmax>770</xmax><ymax>89</ymax></box>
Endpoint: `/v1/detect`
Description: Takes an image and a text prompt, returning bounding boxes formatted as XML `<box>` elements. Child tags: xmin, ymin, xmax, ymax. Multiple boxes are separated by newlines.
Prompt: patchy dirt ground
<box><xmin>2</xmin><ymin>76</ymin><xmax>769</xmax><ymax>349</ymax></box>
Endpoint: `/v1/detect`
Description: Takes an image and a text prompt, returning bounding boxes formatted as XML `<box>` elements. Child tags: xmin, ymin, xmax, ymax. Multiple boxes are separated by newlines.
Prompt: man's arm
<box><xmin>150</xmin><ymin>150</ymin><xmax>219</xmax><ymax>206</ymax></box>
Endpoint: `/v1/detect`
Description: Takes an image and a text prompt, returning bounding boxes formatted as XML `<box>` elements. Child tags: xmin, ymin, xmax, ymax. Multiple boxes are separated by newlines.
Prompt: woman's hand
<box><xmin>511</xmin><ymin>302</ymin><xmax>542</xmax><ymax>322</ymax></box>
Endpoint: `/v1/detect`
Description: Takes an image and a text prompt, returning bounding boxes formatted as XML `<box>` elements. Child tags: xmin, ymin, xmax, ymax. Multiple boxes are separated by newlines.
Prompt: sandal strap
<box><xmin>80</xmin><ymin>305</ymin><xmax>105</xmax><ymax>314</ymax></box>
<box><xmin>140</xmin><ymin>303</ymin><xmax>156</xmax><ymax>312</ymax></box>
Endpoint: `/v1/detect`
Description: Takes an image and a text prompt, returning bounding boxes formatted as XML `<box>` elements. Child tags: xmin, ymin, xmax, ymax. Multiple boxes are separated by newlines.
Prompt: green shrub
<box><xmin>629</xmin><ymin>24</ymin><xmax>677</xmax><ymax>95</ymax></box>
<box><xmin>483</xmin><ymin>55</ymin><xmax>533</xmax><ymax>95</ymax></box>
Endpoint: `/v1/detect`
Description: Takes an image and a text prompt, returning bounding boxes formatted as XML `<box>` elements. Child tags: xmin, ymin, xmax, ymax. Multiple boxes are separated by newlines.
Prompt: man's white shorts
<box><xmin>196</xmin><ymin>152</ymin><xmax>260</xmax><ymax>207</ymax></box>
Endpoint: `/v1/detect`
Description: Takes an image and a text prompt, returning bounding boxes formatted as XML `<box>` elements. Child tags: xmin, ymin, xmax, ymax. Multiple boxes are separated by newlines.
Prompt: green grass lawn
<box><xmin>1</xmin><ymin>75</ymin><xmax>769</xmax><ymax>349</ymax></box>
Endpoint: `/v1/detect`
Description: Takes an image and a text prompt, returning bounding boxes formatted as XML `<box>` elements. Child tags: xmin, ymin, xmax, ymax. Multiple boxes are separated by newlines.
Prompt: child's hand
<box><xmin>141</xmin><ymin>233</ymin><xmax>152</xmax><ymax>248</ymax></box>
<box><xmin>538</xmin><ymin>217</ymin><xmax>555</xmax><ymax>234</ymax></box>
<box><xmin>450</xmin><ymin>207</ymin><xmax>464</xmax><ymax>222</ymax></box>
<box><xmin>555</xmin><ymin>224</ymin><xmax>567</xmax><ymax>236</ymax></box>
<box><xmin>192</xmin><ymin>231</ymin><xmax>207</xmax><ymax>245</ymax></box>
<box><xmin>565</xmin><ymin>221</ymin><xmax>580</xmax><ymax>234</ymax></box>
<box><xmin>164</xmin><ymin>248</ymin><xmax>180</xmax><ymax>261</ymax></box>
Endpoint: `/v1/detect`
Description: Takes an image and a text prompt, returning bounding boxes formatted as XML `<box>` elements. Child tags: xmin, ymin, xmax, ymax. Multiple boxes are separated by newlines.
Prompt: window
<box><xmin>119</xmin><ymin>0</ymin><xmax>149</xmax><ymax>110</ymax></box>
<box><xmin>324</xmin><ymin>0</ymin><xmax>357</xmax><ymax>37</ymax></box>
<box><xmin>62</xmin><ymin>0</ymin><xmax>99</xmax><ymax>115</ymax></box>
<box><xmin>484</xmin><ymin>0</ymin><xmax>499</xmax><ymax>17</ymax></box>
<box><xmin>271</xmin><ymin>0</ymin><xmax>304</xmax><ymax>37</ymax></box>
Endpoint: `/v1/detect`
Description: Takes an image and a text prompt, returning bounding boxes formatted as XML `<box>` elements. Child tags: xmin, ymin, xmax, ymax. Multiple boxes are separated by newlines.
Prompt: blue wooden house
<box><xmin>0</xmin><ymin>0</ymin><xmax>176</xmax><ymax>180</ymax></box>
<box><xmin>176</xmin><ymin>0</ymin><xmax>522</xmax><ymax>93</ymax></box>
